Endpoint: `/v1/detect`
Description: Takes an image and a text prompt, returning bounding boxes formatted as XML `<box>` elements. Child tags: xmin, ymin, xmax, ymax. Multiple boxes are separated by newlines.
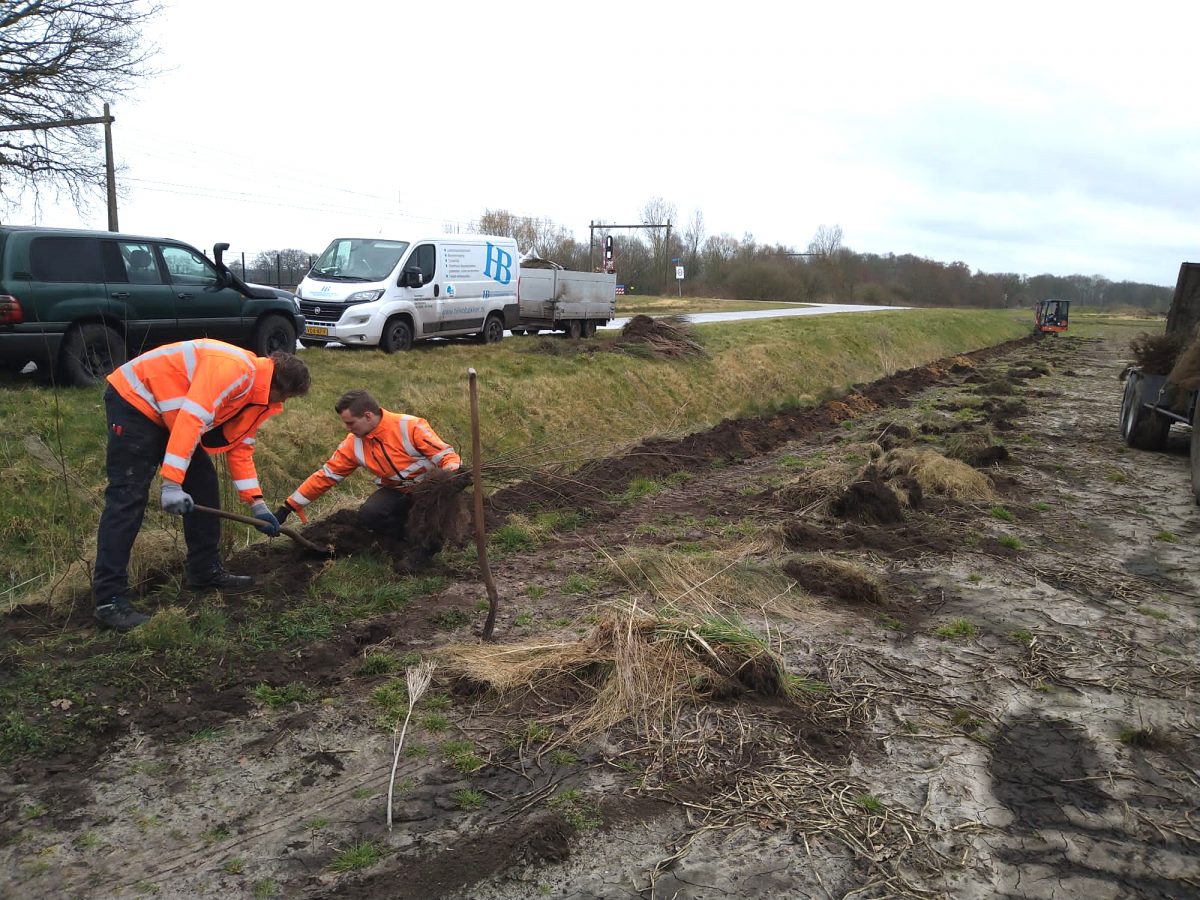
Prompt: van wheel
<box><xmin>381</xmin><ymin>317</ymin><xmax>413</xmax><ymax>353</ymax></box>
<box><xmin>479</xmin><ymin>314</ymin><xmax>504</xmax><ymax>344</ymax></box>
<box><xmin>581</xmin><ymin>319</ymin><xmax>597</xmax><ymax>338</ymax></box>
<box><xmin>60</xmin><ymin>323</ymin><xmax>126</xmax><ymax>387</ymax></box>
<box><xmin>253</xmin><ymin>314</ymin><xmax>298</xmax><ymax>356</ymax></box>
<box><xmin>565</xmin><ymin>320</ymin><xmax>582</xmax><ymax>340</ymax></box>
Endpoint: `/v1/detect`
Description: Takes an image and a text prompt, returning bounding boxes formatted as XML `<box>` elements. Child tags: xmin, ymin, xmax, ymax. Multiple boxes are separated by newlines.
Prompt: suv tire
<box><xmin>60</xmin><ymin>323</ymin><xmax>126</xmax><ymax>387</ymax></box>
<box><xmin>253</xmin><ymin>314</ymin><xmax>298</xmax><ymax>356</ymax></box>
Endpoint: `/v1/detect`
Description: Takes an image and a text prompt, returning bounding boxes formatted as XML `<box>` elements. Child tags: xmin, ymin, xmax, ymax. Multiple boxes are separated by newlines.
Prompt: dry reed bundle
<box><xmin>619</xmin><ymin>315</ymin><xmax>706</xmax><ymax>359</ymax></box>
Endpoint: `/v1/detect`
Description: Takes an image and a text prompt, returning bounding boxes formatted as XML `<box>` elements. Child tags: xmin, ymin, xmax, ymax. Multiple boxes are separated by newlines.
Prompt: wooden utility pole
<box><xmin>0</xmin><ymin>105</ymin><xmax>118</xmax><ymax>229</ymax></box>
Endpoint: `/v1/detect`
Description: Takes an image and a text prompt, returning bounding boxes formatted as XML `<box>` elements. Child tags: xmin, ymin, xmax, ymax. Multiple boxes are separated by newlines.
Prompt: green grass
<box><xmin>549</xmin><ymin>789</ymin><xmax>602</xmax><ymax>829</ymax></box>
<box><xmin>854</xmin><ymin>793</ymin><xmax>883</xmax><ymax>814</ymax></box>
<box><xmin>935</xmin><ymin>619</ymin><xmax>978</xmax><ymax>639</ymax></box>
<box><xmin>355</xmin><ymin>652</ymin><xmax>402</xmax><ymax>677</ymax></box>
<box><xmin>990</xmin><ymin>506</ymin><xmax>1015</xmax><ymax>522</ymax></box>
<box><xmin>452</xmin><ymin>788</ymin><xmax>486</xmax><ymax>810</ymax></box>
<box><xmin>1154</xmin><ymin>531</ymin><xmax>1178</xmax><ymax>543</ymax></box>
<box><xmin>252</xmin><ymin>681</ymin><xmax>315</xmax><ymax>709</ymax></box>
<box><xmin>328</xmin><ymin>840</ymin><xmax>383</xmax><ymax>873</ymax></box>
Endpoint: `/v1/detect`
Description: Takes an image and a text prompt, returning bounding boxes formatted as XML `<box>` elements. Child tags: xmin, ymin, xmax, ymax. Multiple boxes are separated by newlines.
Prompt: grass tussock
<box><xmin>438</xmin><ymin>605</ymin><xmax>790</xmax><ymax>741</ymax></box>
<box><xmin>873</xmin><ymin>448</ymin><xmax>995</xmax><ymax>500</ymax></box>
<box><xmin>606</xmin><ymin>542</ymin><xmax>802</xmax><ymax>618</ymax></box>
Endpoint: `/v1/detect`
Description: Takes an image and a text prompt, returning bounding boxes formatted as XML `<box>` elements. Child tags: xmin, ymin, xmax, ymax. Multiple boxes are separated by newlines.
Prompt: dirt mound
<box><xmin>831</xmin><ymin>475</ymin><xmax>905</xmax><ymax>524</ymax></box>
<box><xmin>782</xmin><ymin>556</ymin><xmax>884</xmax><ymax>604</ymax></box>
<box><xmin>488</xmin><ymin>337</ymin><xmax>1035</xmax><ymax>521</ymax></box>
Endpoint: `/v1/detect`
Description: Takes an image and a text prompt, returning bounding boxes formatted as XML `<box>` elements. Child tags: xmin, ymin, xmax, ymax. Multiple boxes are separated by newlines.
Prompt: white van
<box><xmin>295</xmin><ymin>234</ymin><xmax>519</xmax><ymax>351</ymax></box>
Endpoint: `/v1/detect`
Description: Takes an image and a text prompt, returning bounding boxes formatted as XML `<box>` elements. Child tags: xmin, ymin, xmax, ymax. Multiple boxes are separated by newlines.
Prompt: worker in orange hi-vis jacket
<box><xmin>277</xmin><ymin>388</ymin><xmax>461</xmax><ymax>537</ymax></box>
<box><xmin>94</xmin><ymin>339</ymin><xmax>311</xmax><ymax>632</ymax></box>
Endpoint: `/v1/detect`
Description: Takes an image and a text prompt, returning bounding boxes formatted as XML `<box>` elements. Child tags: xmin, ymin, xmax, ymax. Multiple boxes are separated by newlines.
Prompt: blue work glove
<box><xmin>250</xmin><ymin>500</ymin><xmax>281</xmax><ymax>537</ymax></box>
<box><xmin>160</xmin><ymin>481</ymin><xmax>194</xmax><ymax>515</ymax></box>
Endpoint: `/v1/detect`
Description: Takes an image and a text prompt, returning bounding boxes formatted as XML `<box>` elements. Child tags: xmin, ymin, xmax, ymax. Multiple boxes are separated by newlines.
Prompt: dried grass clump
<box><xmin>781</xmin><ymin>556</ymin><xmax>885</xmax><ymax>604</ymax></box>
<box><xmin>439</xmin><ymin>607</ymin><xmax>790</xmax><ymax>740</ymax></box>
<box><xmin>1167</xmin><ymin>337</ymin><xmax>1200</xmax><ymax>390</ymax></box>
<box><xmin>404</xmin><ymin>468</ymin><xmax>470</xmax><ymax>552</ymax></box>
<box><xmin>874</xmin><ymin>448</ymin><xmax>995</xmax><ymax>500</ymax></box>
<box><xmin>1130</xmin><ymin>332</ymin><xmax>1187</xmax><ymax>376</ymax></box>
<box><xmin>619</xmin><ymin>315</ymin><xmax>706</xmax><ymax>359</ymax></box>
<box><xmin>13</xmin><ymin>527</ymin><xmax>181</xmax><ymax>613</ymax></box>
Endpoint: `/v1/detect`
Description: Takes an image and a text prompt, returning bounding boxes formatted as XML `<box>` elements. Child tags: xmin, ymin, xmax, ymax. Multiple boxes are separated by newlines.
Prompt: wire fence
<box><xmin>223</xmin><ymin>251</ymin><xmax>317</xmax><ymax>291</ymax></box>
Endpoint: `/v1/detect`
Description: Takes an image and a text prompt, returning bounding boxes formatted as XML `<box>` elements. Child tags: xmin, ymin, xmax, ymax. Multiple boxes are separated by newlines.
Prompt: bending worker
<box><xmin>93</xmin><ymin>339</ymin><xmax>312</xmax><ymax>632</ymax></box>
<box><xmin>276</xmin><ymin>389</ymin><xmax>460</xmax><ymax>536</ymax></box>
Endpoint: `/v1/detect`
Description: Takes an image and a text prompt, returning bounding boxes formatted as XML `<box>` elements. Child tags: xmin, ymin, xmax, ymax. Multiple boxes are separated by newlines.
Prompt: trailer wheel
<box><xmin>1190</xmin><ymin>401</ymin><xmax>1200</xmax><ymax>505</ymax></box>
<box><xmin>1123</xmin><ymin>374</ymin><xmax>1170</xmax><ymax>451</ymax></box>
<box><xmin>381</xmin><ymin>317</ymin><xmax>413</xmax><ymax>353</ymax></box>
<box><xmin>581</xmin><ymin>319</ymin><xmax>597</xmax><ymax>338</ymax></box>
<box><xmin>565</xmin><ymin>320</ymin><xmax>582</xmax><ymax>340</ymax></box>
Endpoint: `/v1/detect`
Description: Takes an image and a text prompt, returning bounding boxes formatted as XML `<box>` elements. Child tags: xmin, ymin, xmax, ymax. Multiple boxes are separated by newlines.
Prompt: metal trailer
<box><xmin>513</xmin><ymin>267</ymin><xmax>616</xmax><ymax>339</ymax></box>
<box><xmin>1118</xmin><ymin>262</ymin><xmax>1200</xmax><ymax>502</ymax></box>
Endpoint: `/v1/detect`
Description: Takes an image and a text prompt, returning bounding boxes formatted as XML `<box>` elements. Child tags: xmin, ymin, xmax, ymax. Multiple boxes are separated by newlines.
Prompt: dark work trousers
<box><xmin>358</xmin><ymin>487</ymin><xmax>413</xmax><ymax>535</ymax></box>
<box><xmin>92</xmin><ymin>386</ymin><xmax>221</xmax><ymax>604</ymax></box>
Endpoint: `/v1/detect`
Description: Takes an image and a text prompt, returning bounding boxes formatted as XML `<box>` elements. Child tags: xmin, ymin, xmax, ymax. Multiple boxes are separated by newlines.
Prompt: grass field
<box><xmin>0</xmin><ymin>307</ymin><xmax>1048</xmax><ymax>606</ymax></box>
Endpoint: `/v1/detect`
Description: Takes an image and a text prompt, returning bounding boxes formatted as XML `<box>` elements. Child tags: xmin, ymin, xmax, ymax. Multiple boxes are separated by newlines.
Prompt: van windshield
<box><xmin>309</xmin><ymin>239</ymin><xmax>410</xmax><ymax>283</ymax></box>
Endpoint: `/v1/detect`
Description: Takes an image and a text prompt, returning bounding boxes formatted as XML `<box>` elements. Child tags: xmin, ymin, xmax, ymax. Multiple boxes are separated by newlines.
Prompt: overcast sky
<box><xmin>7</xmin><ymin>1</ymin><xmax>1199</xmax><ymax>286</ymax></box>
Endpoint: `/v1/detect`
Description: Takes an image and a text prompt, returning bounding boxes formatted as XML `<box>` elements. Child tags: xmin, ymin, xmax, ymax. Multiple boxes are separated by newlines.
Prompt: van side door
<box><xmin>160</xmin><ymin>243</ymin><xmax>244</xmax><ymax>341</ymax></box>
<box><xmin>100</xmin><ymin>239</ymin><xmax>176</xmax><ymax>356</ymax></box>
<box><xmin>401</xmin><ymin>243</ymin><xmax>440</xmax><ymax>334</ymax></box>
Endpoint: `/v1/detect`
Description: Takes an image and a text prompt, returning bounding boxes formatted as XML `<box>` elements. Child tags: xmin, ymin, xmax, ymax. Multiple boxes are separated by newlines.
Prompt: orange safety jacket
<box><xmin>107</xmin><ymin>339</ymin><xmax>281</xmax><ymax>504</ymax></box>
<box><xmin>287</xmin><ymin>409</ymin><xmax>460</xmax><ymax>515</ymax></box>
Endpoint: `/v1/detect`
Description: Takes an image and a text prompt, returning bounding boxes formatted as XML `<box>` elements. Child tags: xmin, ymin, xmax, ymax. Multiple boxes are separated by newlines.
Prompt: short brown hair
<box><xmin>335</xmin><ymin>389</ymin><xmax>381</xmax><ymax>417</ymax></box>
<box><xmin>269</xmin><ymin>352</ymin><xmax>311</xmax><ymax>398</ymax></box>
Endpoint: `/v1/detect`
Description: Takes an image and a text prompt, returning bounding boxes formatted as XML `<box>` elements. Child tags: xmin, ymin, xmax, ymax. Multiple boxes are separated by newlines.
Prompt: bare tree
<box><xmin>806</xmin><ymin>224</ymin><xmax>843</xmax><ymax>258</ymax></box>
<box><xmin>0</xmin><ymin>0</ymin><xmax>159</xmax><ymax>210</ymax></box>
<box><xmin>683</xmin><ymin>209</ymin><xmax>704</xmax><ymax>277</ymax></box>
<box><xmin>475</xmin><ymin>208</ymin><xmax>573</xmax><ymax>259</ymax></box>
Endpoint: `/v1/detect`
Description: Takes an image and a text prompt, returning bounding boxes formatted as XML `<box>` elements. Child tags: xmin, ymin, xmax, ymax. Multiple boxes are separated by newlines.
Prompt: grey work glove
<box><xmin>160</xmin><ymin>480</ymin><xmax>194</xmax><ymax>515</ymax></box>
<box><xmin>250</xmin><ymin>499</ymin><xmax>281</xmax><ymax>537</ymax></box>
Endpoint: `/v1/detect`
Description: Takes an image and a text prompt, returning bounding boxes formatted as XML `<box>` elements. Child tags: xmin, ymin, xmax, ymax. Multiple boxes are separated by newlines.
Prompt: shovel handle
<box><xmin>191</xmin><ymin>504</ymin><xmax>332</xmax><ymax>555</ymax></box>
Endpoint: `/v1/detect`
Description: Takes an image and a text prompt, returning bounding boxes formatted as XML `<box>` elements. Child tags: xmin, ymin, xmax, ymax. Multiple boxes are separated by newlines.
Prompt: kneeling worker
<box><xmin>277</xmin><ymin>389</ymin><xmax>461</xmax><ymax>536</ymax></box>
<box><xmin>94</xmin><ymin>339</ymin><xmax>312</xmax><ymax>631</ymax></box>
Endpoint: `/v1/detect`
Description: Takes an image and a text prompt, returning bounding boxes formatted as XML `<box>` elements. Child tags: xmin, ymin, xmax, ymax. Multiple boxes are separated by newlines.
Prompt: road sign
<box><xmin>675</xmin><ymin>266</ymin><xmax>685</xmax><ymax>280</ymax></box>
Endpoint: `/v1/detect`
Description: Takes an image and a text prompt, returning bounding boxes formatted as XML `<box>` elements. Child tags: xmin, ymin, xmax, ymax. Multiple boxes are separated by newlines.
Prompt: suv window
<box><xmin>30</xmin><ymin>236</ymin><xmax>104</xmax><ymax>282</ymax></box>
<box><xmin>161</xmin><ymin>244</ymin><xmax>219</xmax><ymax>287</ymax></box>
<box><xmin>117</xmin><ymin>242</ymin><xmax>163</xmax><ymax>284</ymax></box>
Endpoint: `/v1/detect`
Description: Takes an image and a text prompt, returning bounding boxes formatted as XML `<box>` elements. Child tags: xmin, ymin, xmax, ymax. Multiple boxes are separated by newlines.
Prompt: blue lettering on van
<box><xmin>484</xmin><ymin>242</ymin><xmax>513</xmax><ymax>285</ymax></box>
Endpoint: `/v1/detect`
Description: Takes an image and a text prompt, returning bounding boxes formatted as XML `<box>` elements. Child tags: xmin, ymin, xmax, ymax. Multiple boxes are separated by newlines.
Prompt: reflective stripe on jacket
<box><xmin>107</xmin><ymin>339</ymin><xmax>281</xmax><ymax>503</ymax></box>
<box><xmin>288</xmin><ymin>409</ymin><xmax>460</xmax><ymax>511</ymax></box>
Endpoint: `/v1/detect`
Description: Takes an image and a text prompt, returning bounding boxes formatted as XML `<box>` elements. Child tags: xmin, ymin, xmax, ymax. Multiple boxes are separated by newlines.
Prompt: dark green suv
<box><xmin>0</xmin><ymin>226</ymin><xmax>305</xmax><ymax>386</ymax></box>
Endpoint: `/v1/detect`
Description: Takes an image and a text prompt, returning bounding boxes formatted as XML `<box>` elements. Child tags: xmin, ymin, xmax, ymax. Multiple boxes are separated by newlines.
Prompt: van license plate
<box><xmin>305</xmin><ymin>325</ymin><xmax>329</xmax><ymax>336</ymax></box>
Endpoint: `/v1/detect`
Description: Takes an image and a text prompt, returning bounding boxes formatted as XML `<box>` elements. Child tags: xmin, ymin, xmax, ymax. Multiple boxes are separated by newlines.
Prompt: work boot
<box><xmin>94</xmin><ymin>597</ymin><xmax>150</xmax><ymax>632</ymax></box>
<box><xmin>187</xmin><ymin>566</ymin><xmax>255</xmax><ymax>593</ymax></box>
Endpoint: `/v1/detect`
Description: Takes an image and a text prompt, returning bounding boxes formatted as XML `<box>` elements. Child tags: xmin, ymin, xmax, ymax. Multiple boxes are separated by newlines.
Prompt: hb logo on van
<box><xmin>484</xmin><ymin>243</ymin><xmax>513</xmax><ymax>285</ymax></box>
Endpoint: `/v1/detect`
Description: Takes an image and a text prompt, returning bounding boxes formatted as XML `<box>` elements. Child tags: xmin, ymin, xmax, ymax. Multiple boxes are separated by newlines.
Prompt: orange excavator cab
<box><xmin>1036</xmin><ymin>299</ymin><xmax>1069</xmax><ymax>334</ymax></box>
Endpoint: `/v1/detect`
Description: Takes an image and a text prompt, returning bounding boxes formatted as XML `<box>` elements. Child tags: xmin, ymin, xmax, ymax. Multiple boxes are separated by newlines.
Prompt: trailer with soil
<box><xmin>1118</xmin><ymin>261</ymin><xmax>1200</xmax><ymax>501</ymax></box>
<box><xmin>511</xmin><ymin>263</ymin><xmax>616</xmax><ymax>339</ymax></box>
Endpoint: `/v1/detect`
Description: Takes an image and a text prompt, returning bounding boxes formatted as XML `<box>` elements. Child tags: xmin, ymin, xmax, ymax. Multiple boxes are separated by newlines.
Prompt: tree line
<box><xmin>236</xmin><ymin>208</ymin><xmax>1174</xmax><ymax>314</ymax></box>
